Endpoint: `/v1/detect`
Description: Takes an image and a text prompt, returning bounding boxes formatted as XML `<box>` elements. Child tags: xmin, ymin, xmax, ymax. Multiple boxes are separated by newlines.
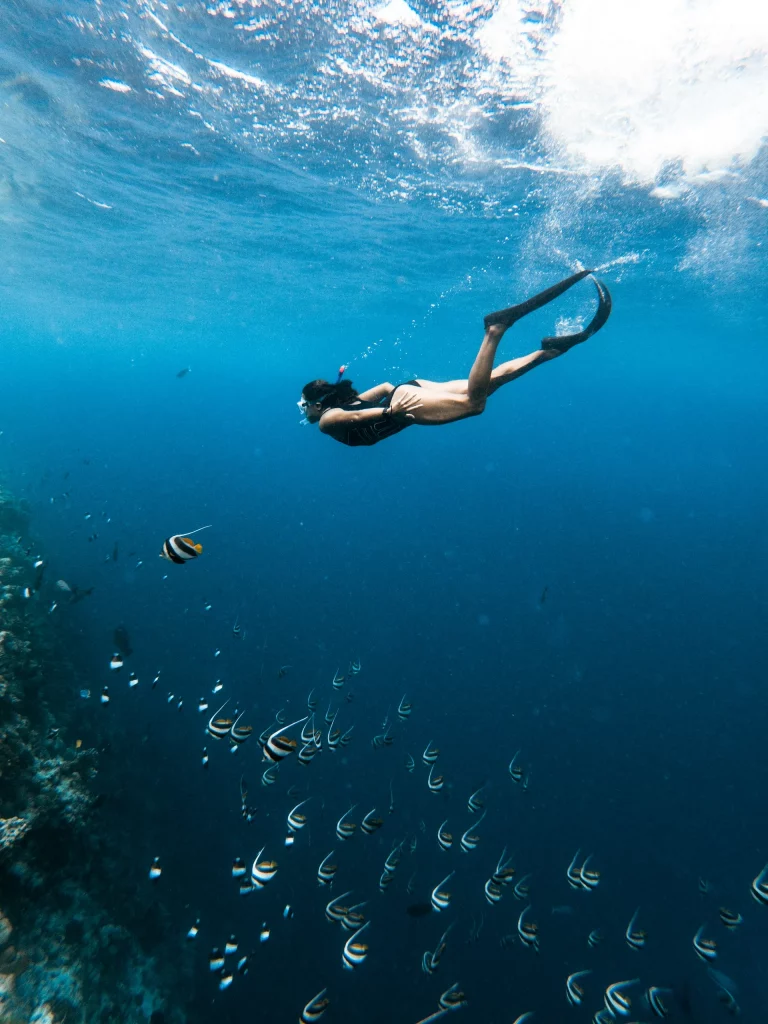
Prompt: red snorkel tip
<box><xmin>336</xmin><ymin>365</ymin><xmax>348</xmax><ymax>382</ymax></box>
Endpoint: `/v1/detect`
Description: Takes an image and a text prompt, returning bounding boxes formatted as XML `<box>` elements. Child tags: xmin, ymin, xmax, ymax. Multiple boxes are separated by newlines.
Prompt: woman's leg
<box><xmin>403</xmin><ymin>324</ymin><xmax>506</xmax><ymax>425</ymax></box>
<box><xmin>416</xmin><ymin>346</ymin><xmax>556</xmax><ymax>399</ymax></box>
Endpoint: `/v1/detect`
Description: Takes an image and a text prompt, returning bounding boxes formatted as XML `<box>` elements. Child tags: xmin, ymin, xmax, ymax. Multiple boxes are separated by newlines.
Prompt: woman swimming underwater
<box><xmin>299</xmin><ymin>269</ymin><xmax>611</xmax><ymax>448</ymax></box>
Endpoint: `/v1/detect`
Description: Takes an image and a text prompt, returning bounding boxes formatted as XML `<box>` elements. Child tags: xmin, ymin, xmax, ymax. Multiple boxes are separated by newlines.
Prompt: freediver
<box><xmin>299</xmin><ymin>269</ymin><xmax>611</xmax><ymax>447</ymax></box>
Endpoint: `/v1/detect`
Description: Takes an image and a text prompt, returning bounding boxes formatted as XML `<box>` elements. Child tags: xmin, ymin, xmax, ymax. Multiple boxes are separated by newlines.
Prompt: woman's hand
<box><xmin>389</xmin><ymin>389</ymin><xmax>423</xmax><ymax>421</ymax></box>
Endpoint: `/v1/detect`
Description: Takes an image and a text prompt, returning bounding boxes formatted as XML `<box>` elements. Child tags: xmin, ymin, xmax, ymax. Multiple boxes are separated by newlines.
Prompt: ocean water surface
<box><xmin>1</xmin><ymin>0</ymin><xmax>767</xmax><ymax>1021</ymax></box>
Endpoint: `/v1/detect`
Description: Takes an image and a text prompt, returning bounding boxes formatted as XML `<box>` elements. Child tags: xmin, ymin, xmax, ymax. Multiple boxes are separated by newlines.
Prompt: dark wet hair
<box><xmin>302</xmin><ymin>378</ymin><xmax>359</xmax><ymax>410</ymax></box>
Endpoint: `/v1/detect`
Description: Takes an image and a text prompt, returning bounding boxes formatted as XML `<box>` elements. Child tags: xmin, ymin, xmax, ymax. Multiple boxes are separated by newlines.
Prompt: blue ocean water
<box><xmin>1</xmin><ymin>0</ymin><xmax>767</xmax><ymax>1020</ymax></box>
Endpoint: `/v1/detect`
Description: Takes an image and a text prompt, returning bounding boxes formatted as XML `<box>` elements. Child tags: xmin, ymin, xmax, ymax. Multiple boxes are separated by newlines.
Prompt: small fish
<box><xmin>718</xmin><ymin>907</ymin><xmax>743</xmax><ymax>930</ymax></box>
<box><xmin>152</xmin><ymin>673</ymin><xmax>160</xmax><ymax>689</ymax></box>
<box><xmin>514</xmin><ymin>874</ymin><xmax>531</xmax><ymax>901</ymax></box>
<box><xmin>261</xmin><ymin>764</ymin><xmax>280</xmax><ymax>786</ymax></box>
<box><xmin>341</xmin><ymin>922</ymin><xmax>369</xmax><ymax>970</ymax></box>
<box><xmin>431</xmin><ymin>871</ymin><xmax>454</xmax><ymax>912</ymax></box>
<box><xmin>361</xmin><ymin>809</ymin><xmax>383</xmax><ymax>835</ymax></box>
<box><xmin>349</xmin><ymin>657</ymin><xmax>361</xmax><ymax>675</ymax></box>
<box><xmin>100</xmin><ymin>686</ymin><xmax>110</xmax><ymax>705</ymax></box>
<box><xmin>109</xmin><ymin>653</ymin><xmax>124</xmax><ymax>671</ymax></box>
<box><xmin>460</xmin><ymin>810</ymin><xmax>486</xmax><ymax>853</ymax></box>
<box><xmin>325</xmin><ymin>890</ymin><xmax>352</xmax><ymax>924</ymax></box>
<box><xmin>251</xmin><ymin>848</ymin><xmax>278</xmax><ymax>888</ymax></box>
<box><xmin>699</xmin><ymin>877</ymin><xmax>712</xmax><ymax>894</ymax></box>
<box><xmin>397</xmin><ymin>695</ymin><xmax>412</xmax><ymax>721</ymax></box>
<box><xmin>176</xmin><ymin>366</ymin><xmax>190</xmax><ymax>378</ymax></box>
<box><xmin>332</xmin><ymin>668</ymin><xmax>345</xmax><ymax>690</ymax></box>
<box><xmin>693</xmin><ymin>924</ymin><xmax>717</xmax><ymax>962</ymax></box>
<box><xmin>625</xmin><ymin>908</ymin><xmax>646</xmax><ymax>950</ymax></box>
<box><xmin>341</xmin><ymin>901</ymin><xmax>367</xmax><ymax>932</ymax></box>
<box><xmin>148</xmin><ymin>857</ymin><xmax>162</xmax><ymax>881</ymax></box>
<box><xmin>198</xmin><ymin>698</ymin><xmax>209</xmax><ymax>712</ymax></box>
<box><xmin>212</xmin><ymin>681</ymin><xmax>223</xmax><ymax>694</ymax></box>
<box><xmin>646</xmin><ymin>985</ymin><xmax>672</xmax><ymax>1018</ymax></box>
<box><xmin>324</xmin><ymin>704</ymin><xmax>335</xmax><ymax>725</ymax></box>
<box><xmin>160</xmin><ymin>526</ymin><xmax>209</xmax><ymax>564</ymax></box>
<box><xmin>300</xmin><ymin>989</ymin><xmax>330</xmax><ymax>1024</ymax></box>
<box><xmin>224</xmin><ymin>935</ymin><xmax>238</xmax><ymax>955</ymax></box>
<box><xmin>262</xmin><ymin>716</ymin><xmax>307</xmax><ymax>763</ymax></box>
<box><xmin>383</xmin><ymin>844</ymin><xmax>402</xmax><ymax>875</ymax></box>
<box><xmin>339</xmin><ymin>725</ymin><xmax>354</xmax><ymax>747</ymax></box>
<box><xmin>405</xmin><ymin>753</ymin><xmax>415</xmax><ymax>773</ymax></box>
<box><xmin>580</xmin><ymin>855</ymin><xmax>600</xmax><ymax>890</ymax></box>
<box><xmin>750</xmin><ymin>863</ymin><xmax>768</xmax><ymax>904</ymax></box>
<box><xmin>484</xmin><ymin>879</ymin><xmax>503</xmax><ymax>905</ymax></box>
<box><xmin>276</xmin><ymin>665</ymin><xmax>291</xmax><ymax>679</ymax></box>
<box><xmin>209</xmin><ymin>948</ymin><xmax>225</xmax><ymax>972</ymax></box>
<box><xmin>567</xmin><ymin>850</ymin><xmax>584</xmax><ymax>890</ymax></box>
<box><xmin>186</xmin><ymin>920</ymin><xmax>200</xmax><ymax>940</ymax></box>
<box><xmin>427</xmin><ymin>764</ymin><xmax>444</xmax><ymax>794</ymax></box>
<box><xmin>283</xmin><ymin>905</ymin><xmax>293</xmax><ymax>919</ymax></box>
<box><xmin>422</xmin><ymin>741</ymin><xmax>439</xmax><ymax>766</ymax></box>
<box><xmin>287</xmin><ymin>799</ymin><xmax>310</xmax><ymax>833</ymax></box>
<box><xmin>207</xmin><ymin>700</ymin><xmax>232</xmax><ymax>740</ymax></box>
<box><xmin>317</xmin><ymin>851</ymin><xmax>337</xmax><ymax>886</ymax></box>
<box><xmin>587</xmin><ymin>928</ymin><xmax>603</xmax><ymax>949</ymax></box>
<box><xmin>406</xmin><ymin>872</ymin><xmax>417</xmax><ymax>896</ymax></box>
<box><xmin>232</xmin><ymin>618</ymin><xmax>242</xmax><ymax>639</ymax></box>
<box><xmin>218</xmin><ymin>970</ymin><xmax>233</xmax><ymax>991</ymax></box>
<box><xmin>56</xmin><ymin>579</ymin><xmax>72</xmax><ymax>593</ymax></box>
<box><xmin>511</xmin><ymin>1015</ymin><xmax>535</xmax><ymax>1024</ymax></box>
<box><xmin>232</xmin><ymin>858</ymin><xmax>247</xmax><ymax>879</ymax></box>
<box><xmin>604</xmin><ymin>979</ymin><xmax>639</xmax><ymax>1018</ymax></box>
<box><xmin>491</xmin><ymin>847</ymin><xmax>516</xmax><ymax>887</ymax></box>
<box><xmin>436</xmin><ymin>820</ymin><xmax>453</xmax><ymax>852</ymax></box>
<box><xmin>128</xmin><ymin>672</ymin><xmax>139</xmax><ymax>688</ymax></box>
<box><xmin>237</xmin><ymin>954</ymin><xmax>250</xmax><ymax>975</ymax></box>
<box><xmin>229</xmin><ymin>713</ymin><xmax>254</xmax><ymax>745</ymax></box>
<box><xmin>708</xmin><ymin>971</ymin><xmax>740</xmax><ymax>1017</ymax></box>
<box><xmin>437</xmin><ymin>983</ymin><xmax>467</xmax><ymax>1012</ymax></box>
<box><xmin>201</xmin><ymin>747</ymin><xmax>209</xmax><ymax>768</ymax></box>
<box><xmin>371</xmin><ymin>724</ymin><xmax>393</xmax><ymax>749</ymax></box>
<box><xmin>517</xmin><ymin>906</ymin><xmax>539</xmax><ymax>951</ymax></box>
<box><xmin>298</xmin><ymin>742</ymin><xmax>319</xmax><ymax>766</ymax></box>
<box><xmin>467</xmin><ymin>784</ymin><xmax>486</xmax><ymax>813</ymax></box>
<box><xmin>508</xmin><ymin>750</ymin><xmax>524</xmax><ymax>783</ymax></box>
<box><xmin>567</xmin><ymin>970</ymin><xmax>592</xmax><ymax>1007</ymax></box>
<box><xmin>166</xmin><ymin>692</ymin><xmax>175</xmax><ymax>704</ymax></box>
<box><xmin>259</xmin><ymin>923</ymin><xmax>270</xmax><ymax>942</ymax></box>
<box><xmin>336</xmin><ymin>805</ymin><xmax>357</xmax><ymax>841</ymax></box>
<box><xmin>306</xmin><ymin>688</ymin><xmax>317</xmax><ymax>711</ymax></box>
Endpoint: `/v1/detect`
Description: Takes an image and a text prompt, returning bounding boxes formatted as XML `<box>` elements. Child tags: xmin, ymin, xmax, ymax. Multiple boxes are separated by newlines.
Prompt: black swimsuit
<box><xmin>333</xmin><ymin>381</ymin><xmax>420</xmax><ymax>448</ymax></box>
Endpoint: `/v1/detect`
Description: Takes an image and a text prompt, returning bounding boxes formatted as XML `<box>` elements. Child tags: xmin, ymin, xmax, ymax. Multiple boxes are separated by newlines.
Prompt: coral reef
<box><xmin>0</xmin><ymin>482</ymin><xmax>181</xmax><ymax>1023</ymax></box>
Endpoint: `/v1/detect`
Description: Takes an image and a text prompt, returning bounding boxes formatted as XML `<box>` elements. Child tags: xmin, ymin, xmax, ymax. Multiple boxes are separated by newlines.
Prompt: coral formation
<box><xmin>0</xmin><ymin>481</ymin><xmax>181</xmax><ymax>1023</ymax></box>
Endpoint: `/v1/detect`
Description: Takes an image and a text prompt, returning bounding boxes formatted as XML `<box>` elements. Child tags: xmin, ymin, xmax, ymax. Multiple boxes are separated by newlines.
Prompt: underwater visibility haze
<box><xmin>1</xmin><ymin>0</ymin><xmax>767</xmax><ymax>1021</ymax></box>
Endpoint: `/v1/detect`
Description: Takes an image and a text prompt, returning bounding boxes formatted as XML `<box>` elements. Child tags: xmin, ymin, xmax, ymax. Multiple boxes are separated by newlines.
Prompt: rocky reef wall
<box><xmin>0</xmin><ymin>484</ymin><xmax>177</xmax><ymax>1024</ymax></box>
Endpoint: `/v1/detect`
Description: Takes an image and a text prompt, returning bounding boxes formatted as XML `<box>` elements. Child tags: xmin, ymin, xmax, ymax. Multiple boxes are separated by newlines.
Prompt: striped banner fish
<box><xmin>160</xmin><ymin>524</ymin><xmax>211</xmax><ymax>564</ymax></box>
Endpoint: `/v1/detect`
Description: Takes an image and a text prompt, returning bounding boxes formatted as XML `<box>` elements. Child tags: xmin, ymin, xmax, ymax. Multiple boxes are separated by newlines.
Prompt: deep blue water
<box><xmin>2</xmin><ymin>0</ymin><xmax>768</xmax><ymax>1020</ymax></box>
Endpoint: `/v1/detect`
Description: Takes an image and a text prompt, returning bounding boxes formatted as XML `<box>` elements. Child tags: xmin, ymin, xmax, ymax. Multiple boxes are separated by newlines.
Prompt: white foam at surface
<box><xmin>99</xmin><ymin>79</ymin><xmax>132</xmax><ymax>93</ymax></box>
<box><xmin>372</xmin><ymin>0</ymin><xmax>425</xmax><ymax>29</ymax></box>
<box><xmin>537</xmin><ymin>0</ymin><xmax>768</xmax><ymax>184</ymax></box>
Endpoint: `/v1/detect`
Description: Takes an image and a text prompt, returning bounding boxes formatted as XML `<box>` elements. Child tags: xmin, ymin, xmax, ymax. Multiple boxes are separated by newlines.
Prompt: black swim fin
<box><xmin>483</xmin><ymin>268</ymin><xmax>592</xmax><ymax>331</ymax></box>
<box><xmin>541</xmin><ymin>277</ymin><xmax>612</xmax><ymax>353</ymax></box>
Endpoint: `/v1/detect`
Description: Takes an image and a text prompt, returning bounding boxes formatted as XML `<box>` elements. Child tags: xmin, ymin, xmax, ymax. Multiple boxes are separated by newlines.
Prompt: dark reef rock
<box><xmin>0</xmin><ymin>480</ymin><xmax>181</xmax><ymax>1023</ymax></box>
